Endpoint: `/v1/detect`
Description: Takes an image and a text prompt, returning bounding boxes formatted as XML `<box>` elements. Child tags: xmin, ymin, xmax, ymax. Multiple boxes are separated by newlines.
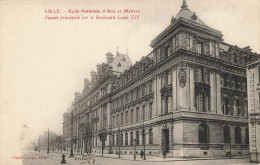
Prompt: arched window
<box><xmin>199</xmin><ymin>123</ymin><xmax>209</xmax><ymax>143</ymax></box>
<box><xmin>235</xmin><ymin>126</ymin><xmax>242</xmax><ymax>144</ymax></box>
<box><xmin>223</xmin><ymin>125</ymin><xmax>230</xmax><ymax>143</ymax></box>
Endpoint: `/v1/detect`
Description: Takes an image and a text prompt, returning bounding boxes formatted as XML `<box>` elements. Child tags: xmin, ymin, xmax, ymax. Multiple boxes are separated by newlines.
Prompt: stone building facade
<box><xmin>63</xmin><ymin>0</ymin><xmax>259</xmax><ymax>158</ymax></box>
<box><xmin>247</xmin><ymin>56</ymin><xmax>260</xmax><ymax>163</ymax></box>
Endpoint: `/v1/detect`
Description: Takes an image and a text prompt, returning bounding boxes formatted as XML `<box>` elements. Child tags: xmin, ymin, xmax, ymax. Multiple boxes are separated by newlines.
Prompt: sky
<box><xmin>0</xmin><ymin>0</ymin><xmax>259</xmax><ymax>163</ymax></box>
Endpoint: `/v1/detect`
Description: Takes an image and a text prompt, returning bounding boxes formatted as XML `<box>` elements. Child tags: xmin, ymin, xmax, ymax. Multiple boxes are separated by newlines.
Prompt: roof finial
<box><xmin>117</xmin><ymin>46</ymin><xmax>119</xmax><ymax>54</ymax></box>
<box><xmin>181</xmin><ymin>0</ymin><xmax>188</xmax><ymax>10</ymax></box>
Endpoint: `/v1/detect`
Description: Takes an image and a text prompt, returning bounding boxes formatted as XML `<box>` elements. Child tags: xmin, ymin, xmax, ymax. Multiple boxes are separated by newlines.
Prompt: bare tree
<box><xmin>82</xmin><ymin>123</ymin><xmax>93</xmax><ymax>154</ymax></box>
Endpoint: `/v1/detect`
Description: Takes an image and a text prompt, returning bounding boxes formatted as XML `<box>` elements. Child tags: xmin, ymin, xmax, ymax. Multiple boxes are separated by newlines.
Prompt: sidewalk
<box><xmin>88</xmin><ymin>152</ymin><xmax>249</xmax><ymax>162</ymax></box>
<box><xmin>40</xmin><ymin>151</ymin><xmax>250</xmax><ymax>163</ymax></box>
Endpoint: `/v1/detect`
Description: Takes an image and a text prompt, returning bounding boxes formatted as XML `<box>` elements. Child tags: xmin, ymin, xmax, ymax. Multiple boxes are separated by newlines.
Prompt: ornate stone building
<box><xmin>63</xmin><ymin>0</ymin><xmax>259</xmax><ymax>158</ymax></box>
<box><xmin>247</xmin><ymin>56</ymin><xmax>260</xmax><ymax>163</ymax></box>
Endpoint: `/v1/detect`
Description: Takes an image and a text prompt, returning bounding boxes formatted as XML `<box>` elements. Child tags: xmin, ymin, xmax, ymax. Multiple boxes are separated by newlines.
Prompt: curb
<box><xmin>91</xmin><ymin>155</ymin><xmax>249</xmax><ymax>162</ymax></box>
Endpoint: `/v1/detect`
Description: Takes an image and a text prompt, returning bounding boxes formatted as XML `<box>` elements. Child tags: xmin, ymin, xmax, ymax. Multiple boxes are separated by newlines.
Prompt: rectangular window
<box><xmin>136</xmin><ymin>107</ymin><xmax>139</xmax><ymax>122</ymax></box>
<box><xmin>130</xmin><ymin>132</ymin><xmax>133</xmax><ymax>145</ymax></box>
<box><xmin>196</xmin><ymin>93</ymin><xmax>204</xmax><ymax>112</ymax></box>
<box><xmin>131</xmin><ymin>109</ymin><xmax>133</xmax><ymax>123</ymax></box>
<box><xmin>113</xmin><ymin>116</ymin><xmax>115</xmax><ymax>128</ymax></box>
<box><xmin>142</xmin><ymin>84</ymin><xmax>145</xmax><ymax>96</ymax></box>
<box><xmin>186</xmin><ymin>37</ymin><xmax>190</xmax><ymax>50</ymax></box>
<box><xmin>172</xmin><ymin>37</ymin><xmax>176</xmax><ymax>52</ymax></box>
<box><xmin>136</xmin><ymin>131</ymin><xmax>139</xmax><ymax>145</ymax></box>
<box><xmin>143</xmin><ymin>105</ymin><xmax>146</xmax><ymax>120</ymax></box>
<box><xmin>125</xmin><ymin>133</ymin><xmax>128</xmax><ymax>146</ymax></box>
<box><xmin>149</xmin><ymin>129</ymin><xmax>153</xmax><ymax>144</ymax></box>
<box><xmin>149</xmin><ymin>102</ymin><xmax>153</xmax><ymax>119</ymax></box>
<box><xmin>197</xmin><ymin>43</ymin><xmax>202</xmax><ymax>54</ymax></box>
<box><xmin>126</xmin><ymin>111</ymin><xmax>128</xmax><ymax>124</ymax></box>
<box><xmin>149</xmin><ymin>80</ymin><xmax>153</xmax><ymax>93</ymax></box>
<box><xmin>121</xmin><ymin>133</ymin><xmax>123</xmax><ymax>146</ymax></box>
<box><xmin>121</xmin><ymin>113</ymin><xmax>123</xmax><ymax>125</ymax></box>
<box><xmin>112</xmin><ymin>135</ymin><xmax>115</xmax><ymax>146</ymax></box>
<box><xmin>117</xmin><ymin>115</ymin><xmax>119</xmax><ymax>127</ymax></box>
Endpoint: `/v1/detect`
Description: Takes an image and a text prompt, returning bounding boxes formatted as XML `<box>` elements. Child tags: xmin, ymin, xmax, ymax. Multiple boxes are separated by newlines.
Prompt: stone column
<box><xmin>216</xmin><ymin>73</ymin><xmax>222</xmax><ymax>115</ymax></box>
<box><xmin>177</xmin><ymin>63</ymin><xmax>188</xmax><ymax>110</ymax></box>
<box><xmin>210</xmin><ymin>70</ymin><xmax>216</xmax><ymax>113</ymax></box>
<box><xmin>157</xmin><ymin>75</ymin><xmax>162</xmax><ymax>115</ymax></box>
<box><xmin>128</xmin><ymin>131</ymin><xmax>131</xmax><ymax>146</ymax></box>
<box><xmin>190</xmin><ymin>65</ymin><xmax>196</xmax><ymax>111</ymax></box>
<box><xmin>172</xmin><ymin>67</ymin><xmax>177</xmax><ymax>110</ymax></box>
<box><xmin>122</xmin><ymin>132</ymin><xmax>125</xmax><ymax>146</ymax></box>
<box><xmin>153</xmin><ymin>77</ymin><xmax>157</xmax><ymax>117</ymax></box>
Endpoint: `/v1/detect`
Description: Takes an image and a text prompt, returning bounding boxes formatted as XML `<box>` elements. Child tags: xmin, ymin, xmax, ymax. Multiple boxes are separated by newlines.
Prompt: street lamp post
<box><xmin>47</xmin><ymin>128</ymin><xmax>49</xmax><ymax>154</ymax></box>
<box><xmin>142</xmin><ymin>106</ymin><xmax>146</xmax><ymax>160</ymax></box>
<box><xmin>38</xmin><ymin>136</ymin><xmax>40</xmax><ymax>152</ymax></box>
<box><xmin>229</xmin><ymin>136</ymin><xmax>232</xmax><ymax>158</ymax></box>
<box><xmin>70</xmin><ymin>113</ymin><xmax>74</xmax><ymax>157</ymax></box>
<box><xmin>118</xmin><ymin>123</ymin><xmax>121</xmax><ymax>158</ymax></box>
<box><xmin>134</xmin><ymin>139</ymin><xmax>136</xmax><ymax>160</ymax></box>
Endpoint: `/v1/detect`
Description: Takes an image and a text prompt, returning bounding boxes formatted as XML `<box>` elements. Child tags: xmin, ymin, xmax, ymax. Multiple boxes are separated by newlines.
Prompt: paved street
<box><xmin>21</xmin><ymin>150</ymin><xmax>259</xmax><ymax>165</ymax></box>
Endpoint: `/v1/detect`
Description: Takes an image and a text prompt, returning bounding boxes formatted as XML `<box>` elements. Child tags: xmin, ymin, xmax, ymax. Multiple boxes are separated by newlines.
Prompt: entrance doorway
<box><xmin>162</xmin><ymin>129</ymin><xmax>169</xmax><ymax>153</ymax></box>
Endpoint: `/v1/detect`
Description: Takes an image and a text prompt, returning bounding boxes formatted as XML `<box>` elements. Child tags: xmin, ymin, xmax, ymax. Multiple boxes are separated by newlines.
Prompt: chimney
<box><xmin>83</xmin><ymin>78</ymin><xmax>90</xmax><ymax>91</ymax></box>
<box><xmin>96</xmin><ymin>64</ymin><xmax>102</xmax><ymax>76</ymax></box>
<box><xmin>90</xmin><ymin>70</ymin><xmax>97</xmax><ymax>83</ymax></box>
<box><xmin>106</xmin><ymin>52</ymin><xmax>114</xmax><ymax>63</ymax></box>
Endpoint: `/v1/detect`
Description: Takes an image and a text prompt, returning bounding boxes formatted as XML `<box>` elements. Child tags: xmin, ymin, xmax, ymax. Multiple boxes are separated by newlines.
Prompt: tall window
<box><xmin>197</xmin><ymin>43</ymin><xmax>202</xmax><ymax>54</ymax></box>
<box><xmin>245</xmin><ymin>127</ymin><xmax>249</xmax><ymax>144</ymax></box>
<box><xmin>130</xmin><ymin>132</ymin><xmax>133</xmax><ymax>145</ymax></box>
<box><xmin>234</xmin><ymin>77</ymin><xmax>239</xmax><ymax>90</ymax></box>
<box><xmin>136</xmin><ymin>107</ymin><xmax>139</xmax><ymax>122</ymax></box>
<box><xmin>121</xmin><ymin>113</ymin><xmax>123</xmax><ymax>125</ymax></box>
<box><xmin>149</xmin><ymin>81</ymin><xmax>153</xmax><ymax>93</ymax></box>
<box><xmin>235</xmin><ymin>100</ymin><xmax>240</xmax><ymax>116</ymax></box>
<box><xmin>149</xmin><ymin>102</ymin><xmax>153</xmax><ymax>119</ymax></box>
<box><xmin>223</xmin><ymin>98</ymin><xmax>229</xmax><ymax>115</ymax></box>
<box><xmin>142</xmin><ymin>105</ymin><xmax>146</xmax><ymax>120</ymax></box>
<box><xmin>165</xmin><ymin>46</ymin><xmax>169</xmax><ymax>58</ymax></box>
<box><xmin>117</xmin><ymin>115</ymin><xmax>119</xmax><ymax>127</ymax></box>
<box><xmin>125</xmin><ymin>133</ymin><xmax>128</xmax><ymax>146</ymax></box>
<box><xmin>121</xmin><ymin>133</ymin><xmax>123</xmax><ymax>146</ymax></box>
<box><xmin>142</xmin><ymin>130</ymin><xmax>146</xmax><ymax>145</ymax></box>
<box><xmin>164</xmin><ymin>96</ymin><xmax>169</xmax><ymax>114</ymax></box>
<box><xmin>199</xmin><ymin>123</ymin><xmax>209</xmax><ymax>143</ymax></box>
<box><xmin>112</xmin><ymin>135</ymin><xmax>115</xmax><ymax>146</ymax></box>
<box><xmin>196</xmin><ymin>93</ymin><xmax>204</xmax><ymax>112</ymax></box>
<box><xmin>223</xmin><ymin>74</ymin><xmax>228</xmax><ymax>87</ymax></box>
<box><xmin>223</xmin><ymin>125</ymin><xmax>230</xmax><ymax>143</ymax></box>
<box><xmin>116</xmin><ymin>134</ymin><xmax>118</xmax><ymax>146</ymax></box>
<box><xmin>149</xmin><ymin>129</ymin><xmax>153</xmax><ymax>144</ymax></box>
<box><xmin>142</xmin><ymin>84</ymin><xmax>145</xmax><ymax>96</ymax></box>
<box><xmin>172</xmin><ymin>37</ymin><xmax>176</xmax><ymax>52</ymax></box>
<box><xmin>235</xmin><ymin>126</ymin><xmax>242</xmax><ymax>144</ymax></box>
<box><xmin>131</xmin><ymin>109</ymin><xmax>133</xmax><ymax>123</ymax></box>
<box><xmin>113</xmin><ymin>116</ymin><xmax>115</xmax><ymax>128</ymax></box>
<box><xmin>234</xmin><ymin>53</ymin><xmax>238</xmax><ymax>63</ymax></box>
<box><xmin>136</xmin><ymin>87</ymin><xmax>140</xmax><ymax>99</ymax></box>
<box><xmin>136</xmin><ymin>131</ymin><xmax>139</xmax><ymax>145</ymax></box>
<box><xmin>126</xmin><ymin>111</ymin><xmax>128</xmax><ymax>124</ymax></box>
<box><xmin>166</xmin><ymin>71</ymin><xmax>170</xmax><ymax>85</ymax></box>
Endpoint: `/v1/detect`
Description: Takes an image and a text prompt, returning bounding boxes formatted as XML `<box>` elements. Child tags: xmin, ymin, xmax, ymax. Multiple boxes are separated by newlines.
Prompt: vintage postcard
<box><xmin>0</xmin><ymin>0</ymin><xmax>259</xmax><ymax>165</ymax></box>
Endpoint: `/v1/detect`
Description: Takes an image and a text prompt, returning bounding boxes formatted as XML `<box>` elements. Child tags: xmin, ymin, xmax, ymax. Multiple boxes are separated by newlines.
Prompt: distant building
<box><xmin>247</xmin><ymin>56</ymin><xmax>260</xmax><ymax>163</ymax></box>
<box><xmin>63</xmin><ymin>0</ymin><xmax>259</xmax><ymax>158</ymax></box>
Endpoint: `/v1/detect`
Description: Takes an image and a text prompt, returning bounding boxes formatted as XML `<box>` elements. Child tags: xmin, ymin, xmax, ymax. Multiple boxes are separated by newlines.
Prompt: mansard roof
<box><xmin>175</xmin><ymin>8</ymin><xmax>207</xmax><ymax>27</ymax></box>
